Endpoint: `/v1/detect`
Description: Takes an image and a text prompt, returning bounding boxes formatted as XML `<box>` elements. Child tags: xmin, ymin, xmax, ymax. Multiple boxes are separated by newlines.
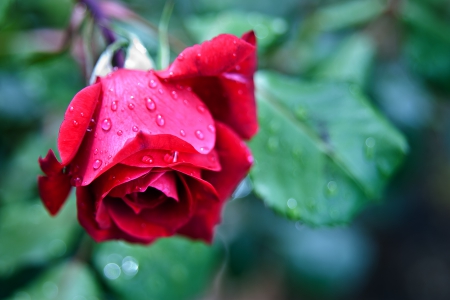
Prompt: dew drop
<box><xmin>183</xmin><ymin>99</ymin><xmax>189</xmax><ymax>105</ymax></box>
<box><xmin>169</xmin><ymin>71</ymin><xmax>174</xmax><ymax>77</ymax></box>
<box><xmin>132</xmin><ymin>126</ymin><xmax>139</xmax><ymax>132</ymax></box>
<box><xmin>180</xmin><ymin>129</ymin><xmax>186</xmax><ymax>137</ymax></box>
<box><xmin>141</xmin><ymin>156</ymin><xmax>153</xmax><ymax>164</ymax></box>
<box><xmin>94</xmin><ymin>148</ymin><xmax>98</xmax><ymax>155</ymax></box>
<box><xmin>156</xmin><ymin>114</ymin><xmax>165</xmax><ymax>127</ymax></box>
<box><xmin>145</xmin><ymin>97</ymin><xmax>156</xmax><ymax>111</ymax></box>
<box><xmin>197</xmin><ymin>52</ymin><xmax>201</xmax><ymax>58</ymax></box>
<box><xmin>69</xmin><ymin>106</ymin><xmax>74</xmax><ymax>112</ymax></box>
<box><xmin>171</xmin><ymin>90</ymin><xmax>178</xmax><ymax>99</ymax></box>
<box><xmin>101</xmin><ymin>118</ymin><xmax>112</xmax><ymax>131</ymax></box>
<box><xmin>207</xmin><ymin>124</ymin><xmax>215</xmax><ymax>133</ymax></box>
<box><xmin>177</xmin><ymin>53</ymin><xmax>184</xmax><ymax>61</ymax></box>
<box><xmin>232</xmin><ymin>53</ymin><xmax>237</xmax><ymax>57</ymax></box>
<box><xmin>287</xmin><ymin>198</ymin><xmax>297</xmax><ymax>209</ymax></box>
<box><xmin>176</xmin><ymin>84</ymin><xmax>184</xmax><ymax>90</ymax></box>
<box><xmin>197</xmin><ymin>105</ymin><xmax>205</xmax><ymax>113</ymax></box>
<box><xmin>195</xmin><ymin>130</ymin><xmax>204</xmax><ymax>140</ymax></box>
<box><xmin>71</xmin><ymin>176</ymin><xmax>82</xmax><ymax>186</ymax></box>
<box><xmin>80</xmin><ymin>112</ymin><xmax>84</xmax><ymax>117</ymax></box>
<box><xmin>128</xmin><ymin>103</ymin><xmax>135</xmax><ymax>110</ymax></box>
<box><xmin>111</xmin><ymin>101</ymin><xmax>118</xmax><ymax>111</ymax></box>
<box><xmin>149</xmin><ymin>79</ymin><xmax>157</xmax><ymax>88</ymax></box>
<box><xmin>117</xmin><ymin>130</ymin><xmax>123</xmax><ymax>136</ymax></box>
<box><xmin>93</xmin><ymin>159</ymin><xmax>102</xmax><ymax>170</ymax></box>
<box><xmin>158</xmin><ymin>88</ymin><xmax>164</xmax><ymax>94</ymax></box>
<box><xmin>73</xmin><ymin>120</ymin><xmax>79</xmax><ymax>127</ymax></box>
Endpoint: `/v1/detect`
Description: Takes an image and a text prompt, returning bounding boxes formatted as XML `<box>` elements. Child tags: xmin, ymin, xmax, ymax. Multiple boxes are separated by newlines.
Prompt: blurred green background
<box><xmin>1</xmin><ymin>0</ymin><xmax>450</xmax><ymax>299</ymax></box>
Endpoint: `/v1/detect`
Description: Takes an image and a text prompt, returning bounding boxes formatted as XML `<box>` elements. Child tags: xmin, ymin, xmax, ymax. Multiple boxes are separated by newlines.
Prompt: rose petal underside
<box><xmin>38</xmin><ymin>150</ymin><xmax>72</xmax><ymax>215</ymax></box>
<box><xmin>58</xmin><ymin>82</ymin><xmax>102</xmax><ymax>165</ymax></box>
<box><xmin>70</xmin><ymin>69</ymin><xmax>216</xmax><ymax>185</ymax></box>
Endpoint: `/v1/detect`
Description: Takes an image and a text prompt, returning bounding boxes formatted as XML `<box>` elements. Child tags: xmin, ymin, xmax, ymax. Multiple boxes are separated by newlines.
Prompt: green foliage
<box><xmin>249</xmin><ymin>71</ymin><xmax>408</xmax><ymax>225</ymax></box>
<box><xmin>0</xmin><ymin>197</ymin><xmax>79</xmax><ymax>277</ymax></box>
<box><xmin>93</xmin><ymin>237</ymin><xmax>221</xmax><ymax>300</ymax></box>
<box><xmin>185</xmin><ymin>11</ymin><xmax>287</xmax><ymax>52</ymax></box>
<box><xmin>6</xmin><ymin>261</ymin><xmax>102</xmax><ymax>300</ymax></box>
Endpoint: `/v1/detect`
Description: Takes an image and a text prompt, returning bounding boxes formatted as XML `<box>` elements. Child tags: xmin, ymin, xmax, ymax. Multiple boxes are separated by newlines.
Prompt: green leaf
<box><xmin>185</xmin><ymin>11</ymin><xmax>287</xmax><ymax>52</ymax></box>
<box><xmin>6</xmin><ymin>260</ymin><xmax>102</xmax><ymax>300</ymax></box>
<box><xmin>94</xmin><ymin>237</ymin><xmax>221</xmax><ymax>300</ymax></box>
<box><xmin>249</xmin><ymin>71</ymin><xmax>408</xmax><ymax>225</ymax></box>
<box><xmin>312</xmin><ymin>0</ymin><xmax>387</xmax><ymax>32</ymax></box>
<box><xmin>313</xmin><ymin>33</ymin><xmax>376</xmax><ymax>87</ymax></box>
<box><xmin>157</xmin><ymin>0</ymin><xmax>174</xmax><ymax>70</ymax></box>
<box><xmin>0</xmin><ymin>196</ymin><xmax>79</xmax><ymax>277</ymax></box>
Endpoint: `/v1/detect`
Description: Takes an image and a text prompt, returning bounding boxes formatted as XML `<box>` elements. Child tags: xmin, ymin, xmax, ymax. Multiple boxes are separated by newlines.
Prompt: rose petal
<box><xmin>70</xmin><ymin>69</ymin><xmax>216</xmax><ymax>184</ymax></box>
<box><xmin>92</xmin><ymin>164</ymin><xmax>152</xmax><ymax>199</ymax></box>
<box><xmin>157</xmin><ymin>32</ymin><xmax>257</xmax><ymax>140</ymax></box>
<box><xmin>105</xmin><ymin>177</ymin><xmax>193</xmax><ymax>240</ymax></box>
<box><xmin>203</xmin><ymin>121</ymin><xmax>253</xmax><ymax>201</ymax></box>
<box><xmin>58</xmin><ymin>82</ymin><xmax>102</xmax><ymax>165</ymax></box>
<box><xmin>177</xmin><ymin>121</ymin><xmax>253</xmax><ymax>242</ymax></box>
<box><xmin>120</xmin><ymin>148</ymin><xmax>221</xmax><ymax>171</ymax></box>
<box><xmin>38</xmin><ymin>150</ymin><xmax>72</xmax><ymax>215</ymax></box>
<box><xmin>158</xmin><ymin>33</ymin><xmax>255</xmax><ymax>78</ymax></box>
<box><xmin>78</xmin><ymin>186</ymin><xmax>157</xmax><ymax>244</ymax></box>
<box><xmin>148</xmin><ymin>171</ymin><xmax>179</xmax><ymax>201</ymax></box>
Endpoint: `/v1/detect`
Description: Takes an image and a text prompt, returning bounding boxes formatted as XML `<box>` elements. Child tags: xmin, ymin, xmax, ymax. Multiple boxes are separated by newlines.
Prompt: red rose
<box><xmin>38</xmin><ymin>32</ymin><xmax>257</xmax><ymax>244</ymax></box>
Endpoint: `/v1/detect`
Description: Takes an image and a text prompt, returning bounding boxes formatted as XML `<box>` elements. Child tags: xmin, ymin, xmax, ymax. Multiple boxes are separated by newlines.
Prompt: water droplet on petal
<box><xmin>93</xmin><ymin>159</ymin><xmax>102</xmax><ymax>170</ymax></box>
<box><xmin>177</xmin><ymin>53</ymin><xmax>184</xmax><ymax>61</ymax></box>
<box><xmin>197</xmin><ymin>52</ymin><xmax>201</xmax><ymax>58</ymax></box>
<box><xmin>101</xmin><ymin>118</ymin><xmax>112</xmax><ymax>131</ymax></box>
<box><xmin>207</xmin><ymin>124</ymin><xmax>215</xmax><ymax>133</ymax></box>
<box><xmin>111</xmin><ymin>101</ymin><xmax>118</xmax><ymax>111</ymax></box>
<box><xmin>232</xmin><ymin>53</ymin><xmax>237</xmax><ymax>57</ymax></box>
<box><xmin>197</xmin><ymin>105</ymin><xmax>205</xmax><ymax>113</ymax></box>
<box><xmin>73</xmin><ymin>120</ymin><xmax>79</xmax><ymax>127</ymax></box>
<box><xmin>177</xmin><ymin>84</ymin><xmax>183</xmax><ymax>90</ymax></box>
<box><xmin>195</xmin><ymin>130</ymin><xmax>204</xmax><ymax>140</ymax></box>
<box><xmin>171</xmin><ymin>91</ymin><xmax>178</xmax><ymax>99</ymax></box>
<box><xmin>94</xmin><ymin>148</ymin><xmax>98</xmax><ymax>155</ymax></box>
<box><xmin>145</xmin><ymin>97</ymin><xmax>156</xmax><ymax>111</ymax></box>
<box><xmin>128</xmin><ymin>103</ymin><xmax>135</xmax><ymax>110</ymax></box>
<box><xmin>156</xmin><ymin>114</ymin><xmax>165</xmax><ymax>127</ymax></box>
<box><xmin>117</xmin><ymin>130</ymin><xmax>123</xmax><ymax>136</ymax></box>
<box><xmin>69</xmin><ymin>106</ymin><xmax>74</xmax><ymax>112</ymax></box>
<box><xmin>183</xmin><ymin>99</ymin><xmax>189</xmax><ymax>105</ymax></box>
<box><xmin>158</xmin><ymin>88</ymin><xmax>164</xmax><ymax>94</ymax></box>
<box><xmin>180</xmin><ymin>129</ymin><xmax>186</xmax><ymax>137</ymax></box>
<box><xmin>80</xmin><ymin>112</ymin><xmax>84</xmax><ymax>117</ymax></box>
<box><xmin>141</xmin><ymin>156</ymin><xmax>153</xmax><ymax>164</ymax></box>
<box><xmin>132</xmin><ymin>126</ymin><xmax>139</xmax><ymax>132</ymax></box>
<box><xmin>149</xmin><ymin>79</ymin><xmax>157</xmax><ymax>88</ymax></box>
<box><xmin>71</xmin><ymin>176</ymin><xmax>82</xmax><ymax>186</ymax></box>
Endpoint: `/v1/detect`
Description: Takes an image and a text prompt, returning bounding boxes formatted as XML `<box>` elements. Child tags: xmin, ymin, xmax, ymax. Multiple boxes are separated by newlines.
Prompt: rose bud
<box><xmin>38</xmin><ymin>31</ymin><xmax>257</xmax><ymax>244</ymax></box>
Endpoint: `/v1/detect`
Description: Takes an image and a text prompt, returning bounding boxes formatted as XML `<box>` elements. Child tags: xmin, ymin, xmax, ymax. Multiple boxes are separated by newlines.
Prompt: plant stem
<box><xmin>78</xmin><ymin>0</ymin><xmax>124</xmax><ymax>67</ymax></box>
